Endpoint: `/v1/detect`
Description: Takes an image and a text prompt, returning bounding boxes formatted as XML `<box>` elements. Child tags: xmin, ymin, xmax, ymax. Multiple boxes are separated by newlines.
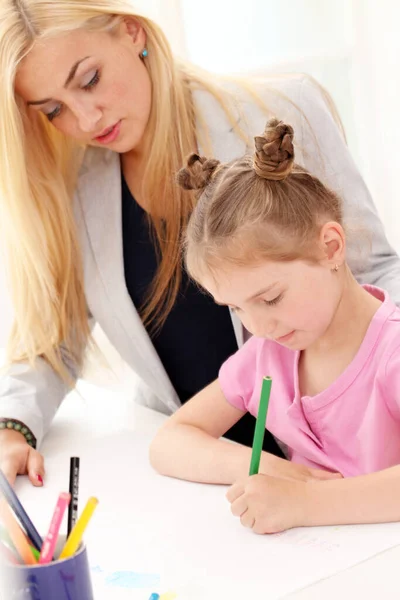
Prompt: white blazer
<box><xmin>2</xmin><ymin>75</ymin><xmax>400</xmax><ymax>447</ymax></box>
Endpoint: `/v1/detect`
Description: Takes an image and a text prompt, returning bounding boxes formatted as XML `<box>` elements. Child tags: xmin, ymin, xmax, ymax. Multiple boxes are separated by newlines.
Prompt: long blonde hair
<box><xmin>0</xmin><ymin>1</ymin><xmax>343</xmax><ymax>383</ymax></box>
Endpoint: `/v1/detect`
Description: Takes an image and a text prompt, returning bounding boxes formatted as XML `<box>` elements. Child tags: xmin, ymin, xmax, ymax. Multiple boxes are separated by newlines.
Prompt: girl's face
<box><xmin>201</xmin><ymin>257</ymin><xmax>344</xmax><ymax>351</ymax></box>
<box><xmin>15</xmin><ymin>20</ymin><xmax>152</xmax><ymax>154</ymax></box>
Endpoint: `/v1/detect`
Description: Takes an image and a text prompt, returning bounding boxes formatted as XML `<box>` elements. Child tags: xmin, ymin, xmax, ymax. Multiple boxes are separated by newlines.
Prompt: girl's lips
<box><xmin>276</xmin><ymin>331</ymin><xmax>295</xmax><ymax>343</ymax></box>
<box><xmin>94</xmin><ymin>120</ymin><xmax>121</xmax><ymax>144</ymax></box>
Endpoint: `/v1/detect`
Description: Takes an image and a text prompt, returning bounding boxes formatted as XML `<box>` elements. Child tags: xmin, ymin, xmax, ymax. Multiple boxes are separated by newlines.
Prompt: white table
<box><xmin>14</xmin><ymin>381</ymin><xmax>400</xmax><ymax>600</ymax></box>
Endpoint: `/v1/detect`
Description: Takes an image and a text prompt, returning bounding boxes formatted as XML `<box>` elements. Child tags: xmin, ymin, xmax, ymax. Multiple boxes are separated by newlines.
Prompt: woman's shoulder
<box><xmin>193</xmin><ymin>73</ymin><xmax>338</xmax><ymax>162</ymax></box>
<box><xmin>194</xmin><ymin>73</ymin><xmax>332</xmax><ymax>126</ymax></box>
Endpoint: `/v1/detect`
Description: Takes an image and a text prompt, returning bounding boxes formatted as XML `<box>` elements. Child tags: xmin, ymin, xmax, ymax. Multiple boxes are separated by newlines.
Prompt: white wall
<box><xmin>350</xmin><ymin>0</ymin><xmax>400</xmax><ymax>254</ymax></box>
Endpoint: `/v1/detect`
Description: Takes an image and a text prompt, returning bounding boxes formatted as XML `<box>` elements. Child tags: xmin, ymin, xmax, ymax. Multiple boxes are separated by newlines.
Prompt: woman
<box><xmin>0</xmin><ymin>0</ymin><xmax>399</xmax><ymax>486</ymax></box>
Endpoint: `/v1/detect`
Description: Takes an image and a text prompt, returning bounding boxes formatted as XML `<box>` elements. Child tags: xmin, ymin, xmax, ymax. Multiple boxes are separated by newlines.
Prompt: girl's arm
<box><xmin>227</xmin><ymin>465</ymin><xmax>400</xmax><ymax>534</ymax></box>
<box><xmin>303</xmin><ymin>464</ymin><xmax>400</xmax><ymax>526</ymax></box>
<box><xmin>150</xmin><ymin>379</ymin><xmax>254</xmax><ymax>484</ymax></box>
<box><xmin>149</xmin><ymin>379</ymin><xmax>340</xmax><ymax>485</ymax></box>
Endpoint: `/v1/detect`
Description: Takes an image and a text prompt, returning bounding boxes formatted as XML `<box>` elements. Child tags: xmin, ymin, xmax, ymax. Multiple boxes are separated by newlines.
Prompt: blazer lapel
<box><xmin>75</xmin><ymin>86</ymin><xmax>253</xmax><ymax>406</ymax></box>
<box><xmin>75</xmin><ymin>147</ymin><xmax>180</xmax><ymax>411</ymax></box>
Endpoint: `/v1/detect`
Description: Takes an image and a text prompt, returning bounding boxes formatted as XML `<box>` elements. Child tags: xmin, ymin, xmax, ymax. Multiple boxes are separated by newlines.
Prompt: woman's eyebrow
<box><xmin>27</xmin><ymin>56</ymin><xmax>91</xmax><ymax>106</ymax></box>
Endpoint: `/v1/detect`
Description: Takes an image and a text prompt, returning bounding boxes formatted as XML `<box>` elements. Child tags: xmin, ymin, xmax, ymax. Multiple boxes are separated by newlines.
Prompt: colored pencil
<box><xmin>0</xmin><ymin>540</ymin><xmax>21</xmax><ymax>565</ymax></box>
<box><xmin>0</xmin><ymin>468</ymin><xmax>43</xmax><ymax>552</ymax></box>
<box><xmin>30</xmin><ymin>545</ymin><xmax>40</xmax><ymax>561</ymax></box>
<box><xmin>67</xmin><ymin>457</ymin><xmax>80</xmax><ymax>537</ymax></box>
<box><xmin>0</xmin><ymin>502</ymin><xmax>37</xmax><ymax>564</ymax></box>
<box><xmin>59</xmin><ymin>497</ymin><xmax>98</xmax><ymax>560</ymax></box>
<box><xmin>39</xmin><ymin>492</ymin><xmax>71</xmax><ymax>564</ymax></box>
<box><xmin>249</xmin><ymin>376</ymin><xmax>272</xmax><ymax>476</ymax></box>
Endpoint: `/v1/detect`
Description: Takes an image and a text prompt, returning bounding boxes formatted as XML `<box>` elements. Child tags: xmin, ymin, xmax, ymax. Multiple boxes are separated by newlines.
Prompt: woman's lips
<box><xmin>94</xmin><ymin>120</ymin><xmax>121</xmax><ymax>144</ymax></box>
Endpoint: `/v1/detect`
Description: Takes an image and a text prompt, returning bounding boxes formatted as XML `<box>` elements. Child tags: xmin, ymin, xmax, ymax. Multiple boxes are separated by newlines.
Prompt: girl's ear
<box><xmin>318</xmin><ymin>221</ymin><xmax>346</xmax><ymax>269</ymax></box>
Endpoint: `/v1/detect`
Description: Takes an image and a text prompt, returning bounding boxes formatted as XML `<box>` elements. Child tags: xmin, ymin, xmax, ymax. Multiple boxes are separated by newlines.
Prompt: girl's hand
<box><xmin>261</xmin><ymin>453</ymin><xmax>342</xmax><ymax>483</ymax></box>
<box><xmin>227</xmin><ymin>474</ymin><xmax>309</xmax><ymax>534</ymax></box>
<box><xmin>0</xmin><ymin>429</ymin><xmax>44</xmax><ymax>487</ymax></box>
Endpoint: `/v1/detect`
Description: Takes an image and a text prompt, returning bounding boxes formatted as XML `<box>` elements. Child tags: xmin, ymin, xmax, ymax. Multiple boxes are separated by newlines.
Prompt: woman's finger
<box><xmin>27</xmin><ymin>450</ymin><xmax>45</xmax><ymax>487</ymax></box>
<box><xmin>0</xmin><ymin>458</ymin><xmax>18</xmax><ymax>487</ymax></box>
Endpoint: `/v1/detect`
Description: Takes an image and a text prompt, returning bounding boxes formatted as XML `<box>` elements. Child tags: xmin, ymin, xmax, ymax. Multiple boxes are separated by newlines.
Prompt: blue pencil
<box><xmin>0</xmin><ymin>468</ymin><xmax>43</xmax><ymax>552</ymax></box>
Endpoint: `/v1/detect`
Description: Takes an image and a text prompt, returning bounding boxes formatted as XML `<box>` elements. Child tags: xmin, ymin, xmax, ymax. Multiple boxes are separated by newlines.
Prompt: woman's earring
<box><xmin>140</xmin><ymin>48</ymin><xmax>148</xmax><ymax>59</ymax></box>
<box><xmin>332</xmin><ymin>263</ymin><xmax>339</xmax><ymax>272</ymax></box>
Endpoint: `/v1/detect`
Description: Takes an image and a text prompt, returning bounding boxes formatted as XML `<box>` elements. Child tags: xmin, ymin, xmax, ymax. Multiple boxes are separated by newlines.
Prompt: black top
<box><xmin>121</xmin><ymin>171</ymin><xmax>283</xmax><ymax>456</ymax></box>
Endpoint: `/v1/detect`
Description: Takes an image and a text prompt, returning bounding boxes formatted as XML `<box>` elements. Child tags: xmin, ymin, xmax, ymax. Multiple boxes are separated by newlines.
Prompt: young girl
<box><xmin>150</xmin><ymin>118</ymin><xmax>400</xmax><ymax>534</ymax></box>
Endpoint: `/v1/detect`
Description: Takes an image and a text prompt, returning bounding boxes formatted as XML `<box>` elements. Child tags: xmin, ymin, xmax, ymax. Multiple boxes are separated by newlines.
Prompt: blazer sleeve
<box><xmin>296</xmin><ymin>76</ymin><xmax>400</xmax><ymax>305</ymax></box>
<box><xmin>0</xmin><ymin>314</ymin><xmax>96</xmax><ymax>448</ymax></box>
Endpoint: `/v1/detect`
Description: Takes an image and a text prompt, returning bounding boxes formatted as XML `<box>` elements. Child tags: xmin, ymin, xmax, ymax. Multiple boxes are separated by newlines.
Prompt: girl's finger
<box><xmin>226</xmin><ymin>482</ymin><xmax>245</xmax><ymax>503</ymax></box>
<box><xmin>230</xmin><ymin>495</ymin><xmax>248</xmax><ymax>517</ymax></box>
<box><xmin>240</xmin><ymin>509</ymin><xmax>255</xmax><ymax>529</ymax></box>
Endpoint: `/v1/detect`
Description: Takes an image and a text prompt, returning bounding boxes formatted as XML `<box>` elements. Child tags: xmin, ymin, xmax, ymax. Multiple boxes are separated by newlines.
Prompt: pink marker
<box><xmin>39</xmin><ymin>492</ymin><xmax>71</xmax><ymax>564</ymax></box>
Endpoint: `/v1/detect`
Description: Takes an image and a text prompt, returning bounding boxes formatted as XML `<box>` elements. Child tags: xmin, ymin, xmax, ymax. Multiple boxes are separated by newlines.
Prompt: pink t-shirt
<box><xmin>219</xmin><ymin>286</ymin><xmax>400</xmax><ymax>477</ymax></box>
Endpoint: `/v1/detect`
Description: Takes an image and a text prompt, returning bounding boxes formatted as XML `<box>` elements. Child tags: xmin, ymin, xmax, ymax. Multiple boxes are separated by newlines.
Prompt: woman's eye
<box><xmin>82</xmin><ymin>69</ymin><xmax>100</xmax><ymax>91</ymax></box>
<box><xmin>46</xmin><ymin>105</ymin><xmax>62</xmax><ymax>122</ymax></box>
<box><xmin>264</xmin><ymin>294</ymin><xmax>283</xmax><ymax>307</ymax></box>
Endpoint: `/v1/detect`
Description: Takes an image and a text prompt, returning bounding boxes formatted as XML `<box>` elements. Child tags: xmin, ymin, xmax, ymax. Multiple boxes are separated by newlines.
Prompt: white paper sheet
<box><xmin>17</xmin><ymin>430</ymin><xmax>400</xmax><ymax>600</ymax></box>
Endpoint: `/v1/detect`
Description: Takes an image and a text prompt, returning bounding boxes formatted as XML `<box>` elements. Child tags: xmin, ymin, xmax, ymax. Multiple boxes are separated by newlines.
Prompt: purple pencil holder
<box><xmin>5</xmin><ymin>536</ymin><xmax>94</xmax><ymax>600</ymax></box>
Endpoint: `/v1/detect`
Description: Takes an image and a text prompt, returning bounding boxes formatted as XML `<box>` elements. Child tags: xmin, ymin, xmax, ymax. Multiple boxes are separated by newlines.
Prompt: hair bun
<box><xmin>253</xmin><ymin>118</ymin><xmax>294</xmax><ymax>181</ymax></box>
<box><xmin>177</xmin><ymin>153</ymin><xmax>220</xmax><ymax>191</ymax></box>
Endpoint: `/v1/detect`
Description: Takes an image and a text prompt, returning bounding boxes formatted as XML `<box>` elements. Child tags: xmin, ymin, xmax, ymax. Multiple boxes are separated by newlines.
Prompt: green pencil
<box><xmin>249</xmin><ymin>376</ymin><xmax>272</xmax><ymax>476</ymax></box>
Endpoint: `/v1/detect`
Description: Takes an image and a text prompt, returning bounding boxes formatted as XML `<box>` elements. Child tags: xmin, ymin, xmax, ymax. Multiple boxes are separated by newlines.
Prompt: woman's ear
<box><xmin>121</xmin><ymin>17</ymin><xmax>147</xmax><ymax>52</ymax></box>
<box><xmin>318</xmin><ymin>221</ymin><xmax>346</xmax><ymax>269</ymax></box>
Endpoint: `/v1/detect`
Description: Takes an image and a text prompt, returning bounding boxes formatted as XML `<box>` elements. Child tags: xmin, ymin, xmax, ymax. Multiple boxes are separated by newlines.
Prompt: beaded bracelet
<box><xmin>0</xmin><ymin>419</ymin><xmax>37</xmax><ymax>449</ymax></box>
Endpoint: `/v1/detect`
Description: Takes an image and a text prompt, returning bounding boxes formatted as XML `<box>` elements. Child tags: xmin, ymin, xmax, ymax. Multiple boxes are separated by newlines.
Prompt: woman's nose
<box><xmin>73</xmin><ymin>101</ymin><xmax>102</xmax><ymax>133</ymax></box>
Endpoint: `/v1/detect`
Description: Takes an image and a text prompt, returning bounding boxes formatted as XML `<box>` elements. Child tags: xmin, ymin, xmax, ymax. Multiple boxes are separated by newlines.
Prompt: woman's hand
<box><xmin>0</xmin><ymin>429</ymin><xmax>44</xmax><ymax>487</ymax></box>
<box><xmin>260</xmin><ymin>452</ymin><xmax>342</xmax><ymax>483</ymax></box>
<box><xmin>227</xmin><ymin>473</ymin><xmax>309</xmax><ymax>534</ymax></box>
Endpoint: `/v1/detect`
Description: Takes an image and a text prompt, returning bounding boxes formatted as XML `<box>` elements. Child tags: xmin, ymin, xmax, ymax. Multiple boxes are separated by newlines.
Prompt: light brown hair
<box><xmin>179</xmin><ymin>118</ymin><xmax>344</xmax><ymax>282</ymax></box>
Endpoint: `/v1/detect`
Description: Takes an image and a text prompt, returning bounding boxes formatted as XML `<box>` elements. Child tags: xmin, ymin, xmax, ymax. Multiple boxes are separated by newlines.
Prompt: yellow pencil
<box><xmin>0</xmin><ymin>501</ymin><xmax>37</xmax><ymax>565</ymax></box>
<box><xmin>59</xmin><ymin>496</ymin><xmax>98</xmax><ymax>560</ymax></box>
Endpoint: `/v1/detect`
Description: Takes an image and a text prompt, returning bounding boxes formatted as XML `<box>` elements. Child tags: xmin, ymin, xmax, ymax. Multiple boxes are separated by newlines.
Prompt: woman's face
<box><xmin>15</xmin><ymin>20</ymin><xmax>152</xmax><ymax>154</ymax></box>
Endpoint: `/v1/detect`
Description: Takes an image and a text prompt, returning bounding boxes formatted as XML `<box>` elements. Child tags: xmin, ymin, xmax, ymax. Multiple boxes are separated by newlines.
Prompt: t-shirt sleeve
<box><xmin>219</xmin><ymin>336</ymin><xmax>260</xmax><ymax>412</ymax></box>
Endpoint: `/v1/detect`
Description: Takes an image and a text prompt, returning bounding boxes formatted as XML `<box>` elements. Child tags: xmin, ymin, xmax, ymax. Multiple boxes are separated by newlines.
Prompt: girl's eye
<box><xmin>264</xmin><ymin>294</ymin><xmax>283</xmax><ymax>307</ymax></box>
<box><xmin>46</xmin><ymin>105</ymin><xmax>62</xmax><ymax>122</ymax></box>
<box><xmin>82</xmin><ymin>69</ymin><xmax>100</xmax><ymax>91</ymax></box>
